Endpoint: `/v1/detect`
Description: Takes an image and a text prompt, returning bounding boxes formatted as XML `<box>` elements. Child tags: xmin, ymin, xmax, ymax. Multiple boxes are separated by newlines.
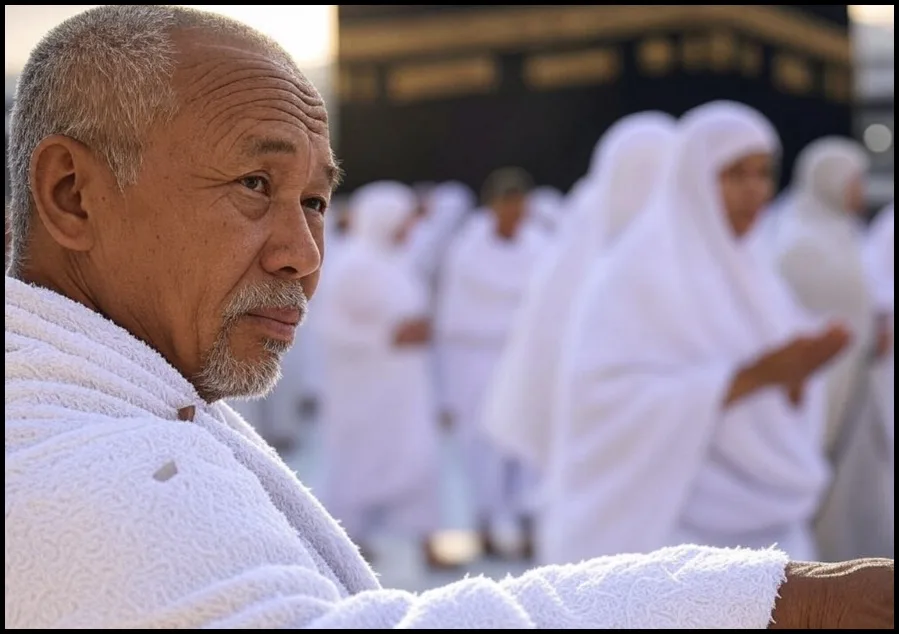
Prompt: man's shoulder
<box><xmin>5</xmin><ymin>413</ymin><xmax>234</xmax><ymax>493</ymax></box>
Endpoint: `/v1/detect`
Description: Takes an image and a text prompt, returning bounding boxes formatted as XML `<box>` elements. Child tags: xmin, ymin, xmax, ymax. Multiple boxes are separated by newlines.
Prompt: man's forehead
<box><xmin>172</xmin><ymin>31</ymin><xmax>326</xmax><ymax>120</ymax></box>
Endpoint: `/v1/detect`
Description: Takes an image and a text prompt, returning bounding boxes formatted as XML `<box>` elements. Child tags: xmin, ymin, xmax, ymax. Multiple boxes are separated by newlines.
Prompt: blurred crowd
<box><xmin>225</xmin><ymin>100</ymin><xmax>894</xmax><ymax>573</ymax></box>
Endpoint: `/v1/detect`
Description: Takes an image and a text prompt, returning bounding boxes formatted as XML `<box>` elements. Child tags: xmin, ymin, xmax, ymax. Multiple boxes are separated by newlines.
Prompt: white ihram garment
<box><xmin>316</xmin><ymin>181</ymin><xmax>440</xmax><ymax>541</ymax></box>
<box><xmin>769</xmin><ymin>138</ymin><xmax>875</xmax><ymax>453</ymax></box>
<box><xmin>771</xmin><ymin>140</ymin><xmax>893</xmax><ymax>560</ymax></box>
<box><xmin>436</xmin><ymin>212</ymin><xmax>546</xmax><ymax>523</ymax></box>
<box><xmin>544</xmin><ymin>102</ymin><xmax>830</xmax><ymax>565</ymax></box>
<box><xmin>483</xmin><ymin>112</ymin><xmax>677</xmax><ymax>477</ymax></box>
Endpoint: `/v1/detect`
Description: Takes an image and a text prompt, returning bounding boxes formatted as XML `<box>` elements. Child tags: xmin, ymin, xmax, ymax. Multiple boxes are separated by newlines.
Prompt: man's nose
<box><xmin>260</xmin><ymin>207</ymin><xmax>322</xmax><ymax>280</ymax></box>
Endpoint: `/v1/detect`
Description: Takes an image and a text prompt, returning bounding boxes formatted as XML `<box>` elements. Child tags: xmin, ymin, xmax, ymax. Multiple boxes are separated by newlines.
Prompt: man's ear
<box><xmin>29</xmin><ymin>134</ymin><xmax>111</xmax><ymax>253</ymax></box>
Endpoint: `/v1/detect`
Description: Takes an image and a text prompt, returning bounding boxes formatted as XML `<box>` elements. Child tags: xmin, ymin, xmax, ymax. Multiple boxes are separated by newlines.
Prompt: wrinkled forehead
<box><xmin>172</xmin><ymin>32</ymin><xmax>328</xmax><ymax>137</ymax></box>
<box><xmin>151</xmin><ymin>30</ymin><xmax>338</xmax><ymax>185</ymax></box>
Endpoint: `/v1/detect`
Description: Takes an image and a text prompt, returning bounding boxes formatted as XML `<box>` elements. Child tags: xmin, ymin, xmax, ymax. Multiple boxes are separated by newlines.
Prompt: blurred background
<box><xmin>4</xmin><ymin>6</ymin><xmax>894</xmax><ymax>209</ymax></box>
<box><xmin>5</xmin><ymin>5</ymin><xmax>894</xmax><ymax>591</ymax></box>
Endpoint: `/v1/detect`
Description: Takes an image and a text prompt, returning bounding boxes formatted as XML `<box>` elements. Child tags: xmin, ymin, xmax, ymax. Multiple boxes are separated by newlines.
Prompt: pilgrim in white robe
<box><xmin>769</xmin><ymin>140</ymin><xmax>893</xmax><ymax>561</ymax></box>
<box><xmin>5</xmin><ymin>276</ymin><xmax>793</xmax><ymax>629</ymax></box>
<box><xmin>315</xmin><ymin>181</ymin><xmax>441</xmax><ymax>545</ymax></box>
<box><xmin>483</xmin><ymin>111</ymin><xmax>677</xmax><ymax>478</ymax></box>
<box><xmin>769</xmin><ymin>139</ymin><xmax>877</xmax><ymax>453</ymax></box>
<box><xmin>404</xmin><ymin>182</ymin><xmax>477</xmax><ymax>434</ymax></box>
<box><xmin>543</xmin><ymin>102</ymin><xmax>831</xmax><ymax>566</ymax></box>
<box><xmin>405</xmin><ymin>181</ymin><xmax>476</xmax><ymax>294</ymax></box>
<box><xmin>435</xmin><ymin>210</ymin><xmax>546</xmax><ymax>535</ymax></box>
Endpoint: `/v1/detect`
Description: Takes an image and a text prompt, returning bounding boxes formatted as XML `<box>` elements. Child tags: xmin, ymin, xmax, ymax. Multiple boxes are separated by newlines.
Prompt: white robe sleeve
<box><xmin>5</xmin><ymin>420</ymin><xmax>787</xmax><ymax>630</ymax></box>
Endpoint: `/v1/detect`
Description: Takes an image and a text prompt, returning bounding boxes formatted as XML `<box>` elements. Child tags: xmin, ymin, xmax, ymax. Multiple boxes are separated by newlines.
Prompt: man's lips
<box><xmin>246</xmin><ymin>307</ymin><xmax>302</xmax><ymax>326</ymax></box>
<box><xmin>244</xmin><ymin>308</ymin><xmax>303</xmax><ymax>341</ymax></box>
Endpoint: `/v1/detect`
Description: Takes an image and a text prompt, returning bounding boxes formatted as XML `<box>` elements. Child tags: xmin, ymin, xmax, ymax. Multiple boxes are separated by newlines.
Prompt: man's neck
<box><xmin>16</xmin><ymin>262</ymin><xmax>102</xmax><ymax>317</ymax></box>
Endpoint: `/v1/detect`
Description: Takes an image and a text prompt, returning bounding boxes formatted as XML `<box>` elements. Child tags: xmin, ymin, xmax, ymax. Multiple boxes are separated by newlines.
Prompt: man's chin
<box><xmin>196</xmin><ymin>344</ymin><xmax>285</xmax><ymax>402</ymax></box>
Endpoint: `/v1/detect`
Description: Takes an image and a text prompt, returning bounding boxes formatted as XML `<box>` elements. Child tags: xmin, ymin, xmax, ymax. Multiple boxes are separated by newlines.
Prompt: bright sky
<box><xmin>849</xmin><ymin>5</ymin><xmax>895</xmax><ymax>27</ymax></box>
<box><xmin>3</xmin><ymin>5</ymin><xmax>892</xmax><ymax>76</ymax></box>
<box><xmin>4</xmin><ymin>5</ymin><xmax>337</xmax><ymax>76</ymax></box>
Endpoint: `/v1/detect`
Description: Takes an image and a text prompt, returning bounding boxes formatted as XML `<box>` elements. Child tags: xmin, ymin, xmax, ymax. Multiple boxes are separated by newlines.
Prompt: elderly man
<box><xmin>4</xmin><ymin>6</ymin><xmax>893</xmax><ymax>630</ymax></box>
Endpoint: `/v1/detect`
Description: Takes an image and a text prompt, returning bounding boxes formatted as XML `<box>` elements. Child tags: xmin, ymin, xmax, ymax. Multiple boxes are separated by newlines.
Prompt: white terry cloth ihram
<box><xmin>6</xmin><ymin>276</ymin><xmax>790</xmax><ymax>629</ymax></box>
<box><xmin>543</xmin><ymin>102</ymin><xmax>831</xmax><ymax>566</ymax></box>
<box><xmin>314</xmin><ymin>181</ymin><xmax>440</xmax><ymax>541</ymax></box>
<box><xmin>767</xmin><ymin>138</ymin><xmax>875</xmax><ymax>453</ymax></box>
<box><xmin>482</xmin><ymin>111</ymin><xmax>677</xmax><ymax>472</ymax></box>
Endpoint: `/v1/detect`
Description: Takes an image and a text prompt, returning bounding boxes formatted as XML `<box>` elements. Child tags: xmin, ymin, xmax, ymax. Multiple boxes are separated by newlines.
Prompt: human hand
<box><xmin>393</xmin><ymin>318</ymin><xmax>432</xmax><ymax>346</ymax></box>
<box><xmin>754</xmin><ymin>324</ymin><xmax>850</xmax><ymax>404</ymax></box>
<box><xmin>769</xmin><ymin>558</ymin><xmax>894</xmax><ymax>629</ymax></box>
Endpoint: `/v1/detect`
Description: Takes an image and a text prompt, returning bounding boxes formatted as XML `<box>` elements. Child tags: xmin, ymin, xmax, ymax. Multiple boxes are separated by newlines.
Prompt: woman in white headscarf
<box><xmin>316</xmin><ymin>181</ymin><xmax>444</xmax><ymax>566</ymax></box>
<box><xmin>543</xmin><ymin>102</ymin><xmax>844</xmax><ymax>565</ymax></box>
<box><xmin>771</xmin><ymin>140</ymin><xmax>894</xmax><ymax>561</ymax></box>
<box><xmin>768</xmin><ymin>138</ymin><xmax>877</xmax><ymax>452</ymax></box>
<box><xmin>482</xmin><ymin>111</ymin><xmax>678</xmax><ymax>474</ymax></box>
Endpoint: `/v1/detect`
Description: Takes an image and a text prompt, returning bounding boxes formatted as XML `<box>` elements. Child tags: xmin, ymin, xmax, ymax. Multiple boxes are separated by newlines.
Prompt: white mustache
<box><xmin>223</xmin><ymin>283</ymin><xmax>308</xmax><ymax>325</ymax></box>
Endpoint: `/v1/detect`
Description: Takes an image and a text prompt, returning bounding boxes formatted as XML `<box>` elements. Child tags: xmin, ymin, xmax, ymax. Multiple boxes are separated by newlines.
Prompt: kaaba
<box><xmin>336</xmin><ymin>5</ymin><xmax>853</xmax><ymax>193</ymax></box>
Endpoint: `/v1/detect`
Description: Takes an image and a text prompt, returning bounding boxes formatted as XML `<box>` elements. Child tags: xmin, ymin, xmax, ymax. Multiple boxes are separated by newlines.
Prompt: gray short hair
<box><xmin>6</xmin><ymin>5</ymin><xmax>306</xmax><ymax>274</ymax></box>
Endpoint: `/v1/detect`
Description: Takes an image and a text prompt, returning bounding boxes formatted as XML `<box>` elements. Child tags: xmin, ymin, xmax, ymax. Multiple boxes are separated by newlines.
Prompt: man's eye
<box><xmin>303</xmin><ymin>197</ymin><xmax>328</xmax><ymax>214</ymax></box>
<box><xmin>239</xmin><ymin>175</ymin><xmax>271</xmax><ymax>195</ymax></box>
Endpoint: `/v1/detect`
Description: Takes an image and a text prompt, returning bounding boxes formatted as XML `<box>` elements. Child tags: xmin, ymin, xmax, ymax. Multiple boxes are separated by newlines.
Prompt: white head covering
<box><xmin>544</xmin><ymin>101</ymin><xmax>828</xmax><ymax>561</ymax></box>
<box><xmin>789</xmin><ymin>137</ymin><xmax>870</xmax><ymax>220</ymax></box>
<box><xmin>348</xmin><ymin>181</ymin><xmax>418</xmax><ymax>251</ymax></box>
<box><xmin>482</xmin><ymin>111</ymin><xmax>678</xmax><ymax>468</ymax></box>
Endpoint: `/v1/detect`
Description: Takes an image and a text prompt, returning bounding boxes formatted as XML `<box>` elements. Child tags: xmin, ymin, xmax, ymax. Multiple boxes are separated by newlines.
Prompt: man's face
<box><xmin>92</xmin><ymin>33</ymin><xmax>335</xmax><ymax>401</ymax></box>
<box><xmin>718</xmin><ymin>152</ymin><xmax>775</xmax><ymax>238</ymax></box>
<box><xmin>492</xmin><ymin>192</ymin><xmax>527</xmax><ymax>228</ymax></box>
